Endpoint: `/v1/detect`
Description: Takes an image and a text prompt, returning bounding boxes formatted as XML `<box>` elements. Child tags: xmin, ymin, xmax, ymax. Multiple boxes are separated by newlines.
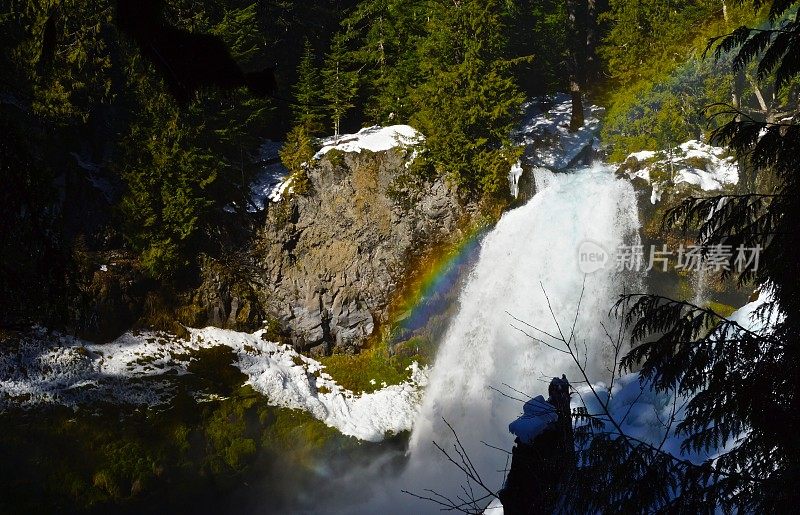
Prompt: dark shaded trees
<box><xmin>566</xmin><ymin>0</ymin><xmax>588</xmax><ymax>131</ymax></box>
<box><xmin>115</xmin><ymin>0</ymin><xmax>275</xmax><ymax>103</ymax></box>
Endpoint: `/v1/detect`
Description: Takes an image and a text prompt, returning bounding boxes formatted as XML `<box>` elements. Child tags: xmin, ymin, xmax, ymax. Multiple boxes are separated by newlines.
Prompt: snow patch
<box><xmin>515</xmin><ymin>93</ymin><xmax>604</xmax><ymax>170</ymax></box>
<box><xmin>314</xmin><ymin>125</ymin><xmax>422</xmax><ymax>159</ymax></box>
<box><xmin>268</xmin><ymin>177</ymin><xmax>293</xmax><ymax>203</ymax></box>
<box><xmin>622</xmin><ymin>140</ymin><xmax>739</xmax><ymax>204</ymax></box>
<box><xmin>508</xmin><ymin>161</ymin><xmax>523</xmax><ymax>198</ymax></box>
<box><xmin>508</xmin><ymin>395</ymin><xmax>557</xmax><ymax>443</ymax></box>
<box><xmin>0</xmin><ymin>327</ymin><xmax>427</xmax><ymax>442</ymax></box>
<box><xmin>248</xmin><ymin>140</ymin><xmax>289</xmax><ymax>211</ymax></box>
<box><xmin>248</xmin><ymin>127</ymin><xmax>421</xmax><ymax>209</ymax></box>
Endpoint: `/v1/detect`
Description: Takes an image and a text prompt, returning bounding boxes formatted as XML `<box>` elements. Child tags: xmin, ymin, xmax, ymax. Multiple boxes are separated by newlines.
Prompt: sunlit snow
<box><xmin>0</xmin><ymin>327</ymin><xmax>426</xmax><ymax>442</ymax></box>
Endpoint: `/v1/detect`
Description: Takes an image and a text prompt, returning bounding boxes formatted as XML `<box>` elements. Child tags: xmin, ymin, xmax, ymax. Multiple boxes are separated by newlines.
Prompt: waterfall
<box><xmin>345</xmin><ymin>163</ymin><xmax>642</xmax><ymax>514</ymax></box>
<box><xmin>395</xmin><ymin>164</ymin><xmax>641</xmax><ymax>511</ymax></box>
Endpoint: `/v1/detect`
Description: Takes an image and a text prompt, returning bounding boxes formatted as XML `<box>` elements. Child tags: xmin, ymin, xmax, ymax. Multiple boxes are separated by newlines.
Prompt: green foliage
<box><xmin>291</xmin><ymin>39</ymin><xmax>326</xmax><ymax>134</ymax></box>
<box><xmin>261</xmin><ymin>406</ymin><xmax>342</xmax><ymax>450</ymax></box>
<box><xmin>599</xmin><ymin>4</ymin><xmax>761</xmax><ymax>160</ymax></box>
<box><xmin>210</xmin><ymin>3</ymin><xmax>263</xmax><ymax>67</ymax></box>
<box><xmin>512</xmin><ymin>0</ymin><xmax>569</xmax><ymax>95</ymax></box>
<box><xmin>323</xmin><ymin>147</ymin><xmax>346</xmax><ymax>168</ymax></box>
<box><xmin>318</xmin><ymin>345</ymin><xmax>418</xmax><ymax>394</ymax></box>
<box><xmin>279</xmin><ymin>125</ymin><xmax>316</xmax><ymax>195</ymax></box>
<box><xmin>322</xmin><ymin>33</ymin><xmax>359</xmax><ymax>137</ymax></box>
<box><xmin>0</xmin><ymin>381</ymin><xmax>363</xmax><ymax>512</ymax></box>
<box><xmin>203</xmin><ymin>391</ymin><xmax>259</xmax><ymax>472</ymax></box>
<box><xmin>409</xmin><ymin>0</ymin><xmax>524</xmax><ymax>199</ymax></box>
<box><xmin>341</xmin><ymin>0</ymin><xmax>427</xmax><ymax>123</ymax></box>
<box><xmin>118</xmin><ymin>2</ymin><xmax>273</xmax><ymax>278</ymax></box>
<box><xmin>599</xmin><ymin>0</ymin><xmax>722</xmax><ymax>85</ymax></box>
<box><xmin>1</xmin><ymin>0</ymin><xmax>277</xmax><ymax>283</ymax></box>
<box><xmin>118</xmin><ymin>94</ymin><xmax>218</xmax><ymax>278</ymax></box>
<box><xmin>187</xmin><ymin>345</ymin><xmax>248</xmax><ymax>395</ymax></box>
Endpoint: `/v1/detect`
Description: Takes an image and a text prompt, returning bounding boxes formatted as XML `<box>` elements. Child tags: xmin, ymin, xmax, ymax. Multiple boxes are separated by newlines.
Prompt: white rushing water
<box><xmin>356</xmin><ymin>164</ymin><xmax>643</xmax><ymax>513</ymax></box>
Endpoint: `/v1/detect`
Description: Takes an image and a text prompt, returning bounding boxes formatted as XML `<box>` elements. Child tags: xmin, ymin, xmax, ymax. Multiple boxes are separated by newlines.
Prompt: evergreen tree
<box><xmin>341</xmin><ymin>0</ymin><xmax>426</xmax><ymax>123</ymax></box>
<box><xmin>279</xmin><ymin>125</ymin><xmax>315</xmax><ymax>195</ymax></box>
<box><xmin>119</xmin><ymin>0</ymin><xmax>272</xmax><ymax>278</ymax></box>
<box><xmin>291</xmin><ymin>39</ymin><xmax>325</xmax><ymax>134</ymax></box>
<box><xmin>322</xmin><ymin>33</ymin><xmax>358</xmax><ymax>138</ymax></box>
<box><xmin>410</xmin><ymin>0</ymin><xmax>524</xmax><ymax>198</ymax></box>
<box><xmin>599</xmin><ymin>0</ymin><xmax>720</xmax><ymax>85</ymax></box>
<box><xmin>507</xmin><ymin>0</ymin><xmax>570</xmax><ymax>96</ymax></box>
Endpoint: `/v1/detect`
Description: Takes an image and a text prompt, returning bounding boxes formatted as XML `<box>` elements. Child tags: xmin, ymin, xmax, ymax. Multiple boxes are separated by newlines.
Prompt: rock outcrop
<box><xmin>256</xmin><ymin>148</ymin><xmax>473</xmax><ymax>355</ymax></box>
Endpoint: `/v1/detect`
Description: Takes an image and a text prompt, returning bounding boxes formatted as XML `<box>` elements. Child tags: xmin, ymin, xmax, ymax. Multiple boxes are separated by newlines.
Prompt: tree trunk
<box><xmin>585</xmin><ymin>0</ymin><xmax>599</xmax><ymax>76</ymax></box>
<box><xmin>566</xmin><ymin>0</ymin><xmax>588</xmax><ymax>132</ymax></box>
<box><xmin>570</xmin><ymin>80</ymin><xmax>584</xmax><ymax>131</ymax></box>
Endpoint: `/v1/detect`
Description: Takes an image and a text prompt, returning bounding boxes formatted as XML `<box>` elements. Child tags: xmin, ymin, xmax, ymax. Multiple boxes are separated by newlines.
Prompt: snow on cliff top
<box><xmin>622</xmin><ymin>140</ymin><xmax>739</xmax><ymax>203</ymax></box>
<box><xmin>248</xmin><ymin>126</ymin><xmax>422</xmax><ymax>209</ymax></box>
<box><xmin>0</xmin><ymin>327</ymin><xmax>427</xmax><ymax>442</ymax></box>
<box><xmin>314</xmin><ymin>125</ymin><xmax>422</xmax><ymax>158</ymax></box>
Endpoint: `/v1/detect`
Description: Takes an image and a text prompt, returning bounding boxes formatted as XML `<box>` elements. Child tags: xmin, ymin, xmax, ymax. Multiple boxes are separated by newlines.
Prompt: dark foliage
<box><xmin>115</xmin><ymin>0</ymin><xmax>275</xmax><ymax>103</ymax></box>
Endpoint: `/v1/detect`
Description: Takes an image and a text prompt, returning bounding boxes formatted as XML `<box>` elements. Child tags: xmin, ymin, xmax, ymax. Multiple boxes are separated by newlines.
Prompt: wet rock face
<box><xmin>257</xmin><ymin>148</ymin><xmax>468</xmax><ymax>354</ymax></box>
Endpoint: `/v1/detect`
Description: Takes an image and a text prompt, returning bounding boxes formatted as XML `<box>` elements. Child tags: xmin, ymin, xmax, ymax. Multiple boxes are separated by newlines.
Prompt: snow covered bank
<box><xmin>0</xmin><ymin>327</ymin><xmax>426</xmax><ymax>442</ymax></box>
<box><xmin>314</xmin><ymin>125</ymin><xmax>422</xmax><ymax>159</ymax></box>
<box><xmin>515</xmin><ymin>93</ymin><xmax>604</xmax><ymax>170</ymax></box>
<box><xmin>621</xmin><ymin>140</ymin><xmax>738</xmax><ymax>203</ymax></box>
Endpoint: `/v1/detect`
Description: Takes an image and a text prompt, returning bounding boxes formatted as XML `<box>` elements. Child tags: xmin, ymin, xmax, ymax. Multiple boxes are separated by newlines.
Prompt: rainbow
<box><xmin>389</xmin><ymin>225</ymin><xmax>488</xmax><ymax>343</ymax></box>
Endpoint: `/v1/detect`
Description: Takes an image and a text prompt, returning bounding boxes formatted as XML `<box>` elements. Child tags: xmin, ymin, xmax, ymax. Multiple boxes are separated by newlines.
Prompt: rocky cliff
<box><xmin>253</xmin><ymin>147</ymin><xmax>475</xmax><ymax>355</ymax></box>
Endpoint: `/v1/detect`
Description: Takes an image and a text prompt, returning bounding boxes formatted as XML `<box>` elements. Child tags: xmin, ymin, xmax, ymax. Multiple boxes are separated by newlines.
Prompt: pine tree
<box><xmin>322</xmin><ymin>33</ymin><xmax>358</xmax><ymax>138</ymax></box>
<box><xmin>118</xmin><ymin>1</ymin><xmax>272</xmax><ymax>278</ymax></box>
<box><xmin>279</xmin><ymin>124</ymin><xmax>315</xmax><ymax>195</ymax></box>
<box><xmin>341</xmin><ymin>0</ymin><xmax>426</xmax><ymax>123</ymax></box>
<box><xmin>508</xmin><ymin>0</ymin><xmax>570</xmax><ymax>96</ymax></box>
<box><xmin>410</xmin><ymin>0</ymin><xmax>524</xmax><ymax>198</ymax></box>
<box><xmin>291</xmin><ymin>39</ymin><xmax>325</xmax><ymax>135</ymax></box>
